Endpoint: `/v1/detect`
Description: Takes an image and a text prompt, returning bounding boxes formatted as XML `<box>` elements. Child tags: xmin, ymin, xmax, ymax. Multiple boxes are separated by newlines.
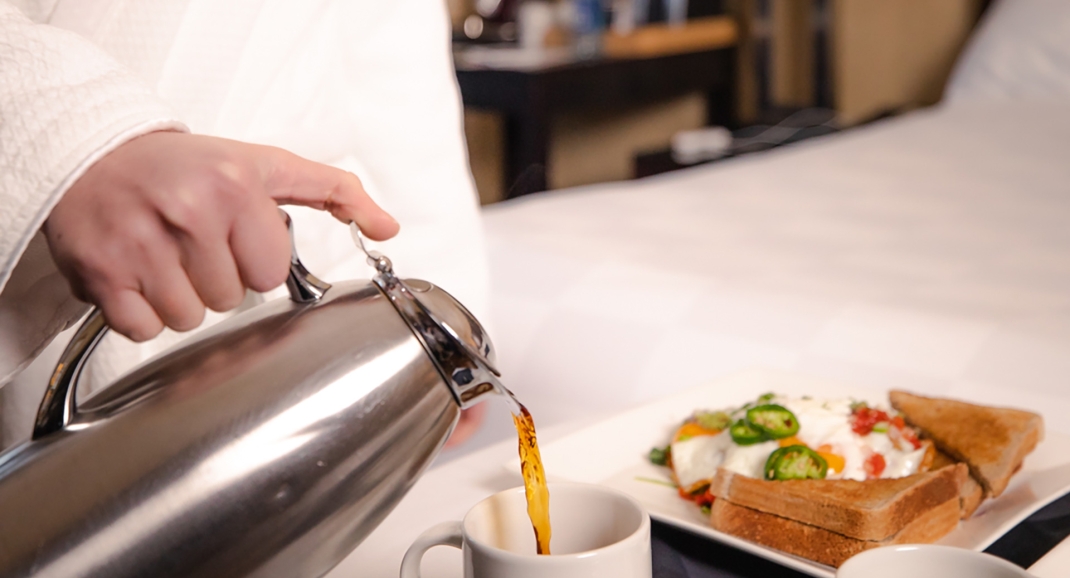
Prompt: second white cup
<box><xmin>400</xmin><ymin>482</ymin><xmax>651</xmax><ymax>578</ymax></box>
<box><xmin>838</xmin><ymin>545</ymin><xmax>1032</xmax><ymax>578</ymax></box>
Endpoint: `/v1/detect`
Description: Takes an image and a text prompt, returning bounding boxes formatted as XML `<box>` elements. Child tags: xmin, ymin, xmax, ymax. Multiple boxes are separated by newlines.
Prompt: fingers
<box><xmin>138</xmin><ymin>237</ymin><xmax>207</xmax><ymax>333</ymax></box>
<box><xmin>78</xmin><ymin>217</ymin><xmax>207</xmax><ymax>340</ymax></box>
<box><xmin>445</xmin><ymin>403</ymin><xmax>487</xmax><ymax>448</ymax></box>
<box><xmin>229</xmin><ymin>194</ymin><xmax>292</xmax><ymax>293</ymax></box>
<box><xmin>45</xmin><ymin>133</ymin><xmax>398</xmax><ymax>346</ymax></box>
<box><xmin>255</xmin><ymin>146</ymin><xmax>400</xmax><ymax>241</ymax></box>
<box><xmin>171</xmin><ymin>223</ymin><xmax>246</xmax><ymax>312</ymax></box>
<box><xmin>94</xmin><ymin>288</ymin><xmax>165</xmax><ymax>343</ymax></box>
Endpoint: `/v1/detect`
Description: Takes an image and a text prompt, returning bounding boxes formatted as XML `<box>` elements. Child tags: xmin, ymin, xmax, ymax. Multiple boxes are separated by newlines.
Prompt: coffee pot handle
<box><xmin>33</xmin><ymin>308</ymin><xmax>109</xmax><ymax>439</ymax></box>
<box><xmin>34</xmin><ymin>210</ymin><xmax>331</xmax><ymax>439</ymax></box>
<box><xmin>281</xmin><ymin>209</ymin><xmax>331</xmax><ymax>303</ymax></box>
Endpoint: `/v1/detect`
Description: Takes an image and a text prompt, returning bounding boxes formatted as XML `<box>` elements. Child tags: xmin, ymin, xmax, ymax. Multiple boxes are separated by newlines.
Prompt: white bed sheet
<box><xmin>470</xmin><ymin>100</ymin><xmax>1070</xmax><ymax>446</ymax></box>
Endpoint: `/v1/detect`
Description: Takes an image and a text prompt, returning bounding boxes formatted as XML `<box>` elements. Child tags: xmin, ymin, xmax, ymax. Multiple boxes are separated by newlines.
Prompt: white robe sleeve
<box><xmin>0</xmin><ymin>1</ymin><xmax>187</xmax><ymax>388</ymax></box>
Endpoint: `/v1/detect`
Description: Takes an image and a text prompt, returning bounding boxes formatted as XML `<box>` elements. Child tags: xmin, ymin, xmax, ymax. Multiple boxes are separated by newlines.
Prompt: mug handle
<box><xmin>399</xmin><ymin>521</ymin><xmax>464</xmax><ymax>578</ymax></box>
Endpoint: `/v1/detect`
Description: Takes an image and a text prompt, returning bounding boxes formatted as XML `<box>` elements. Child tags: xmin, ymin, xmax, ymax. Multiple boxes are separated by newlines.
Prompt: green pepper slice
<box><xmin>746</xmin><ymin>404</ymin><xmax>800</xmax><ymax>439</ymax></box>
<box><xmin>729</xmin><ymin>419</ymin><xmax>767</xmax><ymax>445</ymax></box>
<box><xmin>763</xmin><ymin>445</ymin><xmax>828</xmax><ymax>481</ymax></box>
<box><xmin>695</xmin><ymin>410</ymin><xmax>732</xmax><ymax>431</ymax></box>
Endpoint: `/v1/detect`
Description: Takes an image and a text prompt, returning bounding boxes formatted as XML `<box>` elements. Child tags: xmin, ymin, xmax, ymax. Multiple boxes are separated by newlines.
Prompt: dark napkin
<box><xmin>984</xmin><ymin>490</ymin><xmax>1070</xmax><ymax>568</ymax></box>
<box><xmin>651</xmin><ymin>520</ymin><xmax>811</xmax><ymax>578</ymax></box>
<box><xmin>651</xmin><ymin>491</ymin><xmax>1070</xmax><ymax>577</ymax></box>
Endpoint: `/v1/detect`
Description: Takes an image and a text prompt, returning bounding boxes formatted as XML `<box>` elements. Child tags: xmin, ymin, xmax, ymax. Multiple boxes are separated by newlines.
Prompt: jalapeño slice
<box><xmin>729</xmin><ymin>419</ymin><xmax>766</xmax><ymax>445</ymax></box>
<box><xmin>695</xmin><ymin>410</ymin><xmax>732</xmax><ymax>431</ymax></box>
<box><xmin>745</xmin><ymin>404</ymin><xmax>800</xmax><ymax>439</ymax></box>
<box><xmin>764</xmin><ymin>445</ymin><xmax>828</xmax><ymax>481</ymax></box>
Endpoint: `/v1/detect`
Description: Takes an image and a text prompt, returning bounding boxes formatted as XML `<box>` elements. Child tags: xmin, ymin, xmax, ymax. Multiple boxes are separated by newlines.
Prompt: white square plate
<box><xmin>527</xmin><ymin>369</ymin><xmax>1070</xmax><ymax>577</ymax></box>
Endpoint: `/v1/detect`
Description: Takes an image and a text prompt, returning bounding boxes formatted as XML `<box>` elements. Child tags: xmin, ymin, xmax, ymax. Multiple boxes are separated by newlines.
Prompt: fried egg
<box><xmin>668</xmin><ymin>395</ymin><xmax>929</xmax><ymax>489</ymax></box>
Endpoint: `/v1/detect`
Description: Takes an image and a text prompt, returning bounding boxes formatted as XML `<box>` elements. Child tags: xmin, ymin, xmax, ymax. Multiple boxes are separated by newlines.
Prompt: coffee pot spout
<box><xmin>351</xmin><ymin>225</ymin><xmax>503</xmax><ymax>410</ymax></box>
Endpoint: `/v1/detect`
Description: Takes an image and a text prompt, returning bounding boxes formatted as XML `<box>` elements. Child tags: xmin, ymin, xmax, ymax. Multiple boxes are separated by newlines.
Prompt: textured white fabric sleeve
<box><xmin>0</xmin><ymin>2</ymin><xmax>187</xmax><ymax>387</ymax></box>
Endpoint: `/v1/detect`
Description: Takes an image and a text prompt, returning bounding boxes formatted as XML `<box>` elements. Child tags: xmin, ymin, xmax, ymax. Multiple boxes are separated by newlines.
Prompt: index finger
<box><xmin>253</xmin><ymin>145</ymin><xmax>400</xmax><ymax>241</ymax></box>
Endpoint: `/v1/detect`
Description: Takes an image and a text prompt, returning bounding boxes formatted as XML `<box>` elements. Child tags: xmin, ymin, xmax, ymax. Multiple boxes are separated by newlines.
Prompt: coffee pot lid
<box><xmin>351</xmin><ymin>225</ymin><xmax>501</xmax><ymax>409</ymax></box>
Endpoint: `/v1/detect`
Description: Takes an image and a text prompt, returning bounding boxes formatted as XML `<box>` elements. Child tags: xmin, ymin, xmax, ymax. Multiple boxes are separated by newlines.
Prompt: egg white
<box><xmin>670</xmin><ymin>432</ymin><xmax>731</xmax><ymax>489</ymax></box>
<box><xmin>675</xmin><ymin>396</ymin><xmax>926</xmax><ymax>482</ymax></box>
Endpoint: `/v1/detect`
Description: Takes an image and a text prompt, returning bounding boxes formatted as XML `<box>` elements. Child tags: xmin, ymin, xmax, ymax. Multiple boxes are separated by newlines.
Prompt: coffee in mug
<box><xmin>400</xmin><ymin>483</ymin><xmax>651</xmax><ymax>578</ymax></box>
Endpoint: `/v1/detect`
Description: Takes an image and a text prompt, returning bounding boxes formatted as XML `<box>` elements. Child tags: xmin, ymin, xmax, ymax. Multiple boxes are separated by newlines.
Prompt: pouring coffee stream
<box><xmin>353</xmin><ymin>224</ymin><xmax>553</xmax><ymax>556</ymax></box>
<box><xmin>511</xmin><ymin>401</ymin><xmax>552</xmax><ymax>555</ymax></box>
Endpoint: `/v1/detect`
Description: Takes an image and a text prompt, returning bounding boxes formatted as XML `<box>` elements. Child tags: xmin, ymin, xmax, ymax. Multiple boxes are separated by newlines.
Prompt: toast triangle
<box><xmin>710</xmin><ymin>495</ymin><xmax>961</xmax><ymax>568</ymax></box>
<box><xmin>889</xmin><ymin>390</ymin><xmax>1043</xmax><ymax>498</ymax></box>
<box><xmin>707</xmin><ymin>464</ymin><xmax>966</xmax><ymax>541</ymax></box>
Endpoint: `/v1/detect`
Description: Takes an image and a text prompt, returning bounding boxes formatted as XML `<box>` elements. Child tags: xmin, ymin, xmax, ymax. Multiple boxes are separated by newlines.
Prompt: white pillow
<box><xmin>945</xmin><ymin>0</ymin><xmax>1070</xmax><ymax>103</ymax></box>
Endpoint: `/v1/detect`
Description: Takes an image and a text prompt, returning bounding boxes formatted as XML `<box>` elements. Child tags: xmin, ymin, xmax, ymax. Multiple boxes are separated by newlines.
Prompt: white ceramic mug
<box><xmin>838</xmin><ymin>545</ymin><xmax>1033</xmax><ymax>578</ymax></box>
<box><xmin>400</xmin><ymin>482</ymin><xmax>651</xmax><ymax>578</ymax></box>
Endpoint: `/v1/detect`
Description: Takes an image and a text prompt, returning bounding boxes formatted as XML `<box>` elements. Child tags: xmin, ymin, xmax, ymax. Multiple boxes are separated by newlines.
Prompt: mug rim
<box><xmin>462</xmin><ymin>481</ymin><xmax>650</xmax><ymax>561</ymax></box>
<box><xmin>838</xmin><ymin>544</ymin><xmax>1031</xmax><ymax>577</ymax></box>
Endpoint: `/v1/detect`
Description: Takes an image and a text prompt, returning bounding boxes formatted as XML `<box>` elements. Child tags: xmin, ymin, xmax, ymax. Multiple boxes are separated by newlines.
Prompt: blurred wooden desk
<box><xmin>454</xmin><ymin>17</ymin><xmax>737</xmax><ymax>198</ymax></box>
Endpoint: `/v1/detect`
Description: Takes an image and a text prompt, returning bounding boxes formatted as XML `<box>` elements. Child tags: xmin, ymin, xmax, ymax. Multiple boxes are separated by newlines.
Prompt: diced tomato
<box><xmin>901</xmin><ymin>427</ymin><xmax>922</xmax><ymax>449</ymax></box>
<box><xmin>680</xmin><ymin>484</ymin><xmax>714</xmax><ymax>506</ymax></box>
<box><xmin>888</xmin><ymin>421</ymin><xmax>923</xmax><ymax>450</ymax></box>
<box><xmin>851</xmin><ymin>406</ymin><xmax>891</xmax><ymax>436</ymax></box>
<box><xmin>864</xmin><ymin>453</ymin><xmax>886</xmax><ymax>479</ymax></box>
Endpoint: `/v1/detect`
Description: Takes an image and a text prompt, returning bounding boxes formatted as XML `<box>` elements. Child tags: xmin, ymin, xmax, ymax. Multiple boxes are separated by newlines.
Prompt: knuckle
<box><xmin>164</xmin><ymin>161</ymin><xmax>257</xmax><ymax>231</ymax></box>
<box><xmin>344</xmin><ymin>170</ymin><xmax>365</xmax><ymax>192</ymax></box>
<box><xmin>119</xmin><ymin>216</ymin><xmax>162</xmax><ymax>256</ymax></box>
<box><xmin>209</xmin><ymin>159</ymin><xmax>258</xmax><ymax>205</ymax></box>
<box><xmin>161</xmin><ymin>192</ymin><xmax>204</xmax><ymax>234</ymax></box>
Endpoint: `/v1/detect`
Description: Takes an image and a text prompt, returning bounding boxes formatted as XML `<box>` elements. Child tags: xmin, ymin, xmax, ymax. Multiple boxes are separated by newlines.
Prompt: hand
<box><xmin>44</xmin><ymin>131</ymin><xmax>399</xmax><ymax>341</ymax></box>
<box><xmin>445</xmin><ymin>403</ymin><xmax>487</xmax><ymax>449</ymax></box>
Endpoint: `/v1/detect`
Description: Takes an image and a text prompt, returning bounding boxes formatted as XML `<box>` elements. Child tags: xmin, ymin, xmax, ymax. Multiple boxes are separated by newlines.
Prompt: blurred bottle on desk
<box><xmin>571</xmin><ymin>0</ymin><xmax>606</xmax><ymax>57</ymax></box>
<box><xmin>663</xmin><ymin>0</ymin><xmax>688</xmax><ymax>26</ymax></box>
<box><xmin>609</xmin><ymin>0</ymin><xmax>647</xmax><ymax>35</ymax></box>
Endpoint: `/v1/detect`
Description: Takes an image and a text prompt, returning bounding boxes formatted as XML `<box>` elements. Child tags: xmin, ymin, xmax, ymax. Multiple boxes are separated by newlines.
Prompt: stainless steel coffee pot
<box><xmin>0</xmin><ymin>213</ymin><xmax>503</xmax><ymax>577</ymax></box>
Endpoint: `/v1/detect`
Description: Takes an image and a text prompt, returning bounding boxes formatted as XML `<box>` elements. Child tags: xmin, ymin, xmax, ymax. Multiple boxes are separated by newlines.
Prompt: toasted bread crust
<box><xmin>709</xmin><ymin>496</ymin><xmax>961</xmax><ymax>567</ymax></box>
<box><xmin>932</xmin><ymin>449</ymin><xmax>985</xmax><ymax>518</ymax></box>
<box><xmin>707</xmin><ymin>464</ymin><xmax>965</xmax><ymax>541</ymax></box>
<box><xmin>890</xmin><ymin>391</ymin><xmax>1043</xmax><ymax>497</ymax></box>
<box><xmin>960</xmin><ymin>475</ymin><xmax>985</xmax><ymax>518</ymax></box>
